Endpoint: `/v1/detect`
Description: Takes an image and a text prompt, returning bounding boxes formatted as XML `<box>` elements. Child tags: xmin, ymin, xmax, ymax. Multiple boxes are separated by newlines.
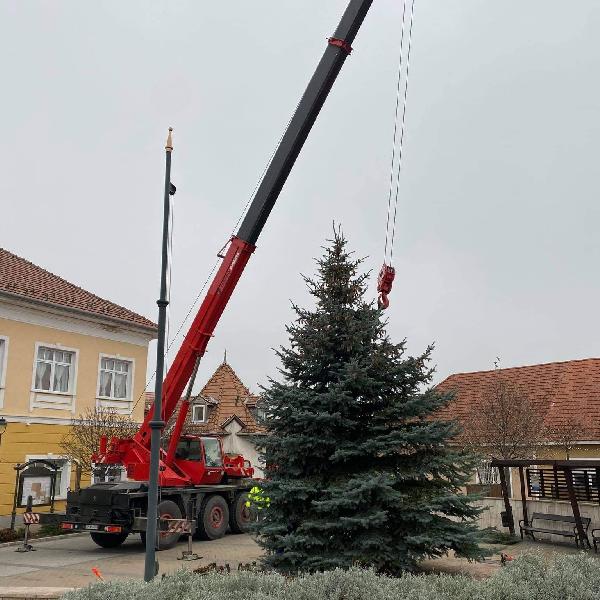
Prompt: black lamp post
<box><xmin>143</xmin><ymin>128</ymin><xmax>174</xmax><ymax>582</ymax></box>
<box><xmin>0</xmin><ymin>417</ymin><xmax>7</xmax><ymax>449</ymax></box>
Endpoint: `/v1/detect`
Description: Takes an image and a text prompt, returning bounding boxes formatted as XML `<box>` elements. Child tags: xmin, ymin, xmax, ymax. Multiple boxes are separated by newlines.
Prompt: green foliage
<box><xmin>38</xmin><ymin>523</ymin><xmax>68</xmax><ymax>537</ymax></box>
<box><xmin>480</xmin><ymin>528</ymin><xmax>520</xmax><ymax>546</ymax></box>
<box><xmin>256</xmin><ymin>229</ymin><xmax>484</xmax><ymax>573</ymax></box>
<box><xmin>0</xmin><ymin>528</ymin><xmax>20</xmax><ymax>543</ymax></box>
<box><xmin>62</xmin><ymin>554</ymin><xmax>600</xmax><ymax>600</ymax></box>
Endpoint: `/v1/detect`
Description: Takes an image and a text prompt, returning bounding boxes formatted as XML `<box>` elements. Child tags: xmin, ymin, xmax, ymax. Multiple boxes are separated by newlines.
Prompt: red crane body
<box><xmin>94</xmin><ymin>0</ymin><xmax>375</xmax><ymax>488</ymax></box>
<box><xmin>95</xmin><ymin>237</ymin><xmax>255</xmax><ymax>486</ymax></box>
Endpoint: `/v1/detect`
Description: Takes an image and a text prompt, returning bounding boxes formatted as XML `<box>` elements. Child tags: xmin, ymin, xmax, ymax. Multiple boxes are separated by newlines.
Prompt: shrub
<box><xmin>62</xmin><ymin>553</ymin><xmax>600</xmax><ymax>600</ymax></box>
<box><xmin>38</xmin><ymin>523</ymin><xmax>69</xmax><ymax>538</ymax></box>
<box><xmin>0</xmin><ymin>528</ymin><xmax>20</xmax><ymax>543</ymax></box>
<box><xmin>480</xmin><ymin>527</ymin><xmax>520</xmax><ymax>546</ymax></box>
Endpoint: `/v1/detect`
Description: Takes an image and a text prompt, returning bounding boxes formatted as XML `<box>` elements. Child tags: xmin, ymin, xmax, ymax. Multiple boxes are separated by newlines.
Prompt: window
<box><xmin>26</xmin><ymin>455</ymin><xmax>71</xmax><ymax>500</ymax></box>
<box><xmin>191</xmin><ymin>404</ymin><xmax>206</xmax><ymax>423</ymax></box>
<box><xmin>98</xmin><ymin>357</ymin><xmax>132</xmax><ymax>400</ymax></box>
<box><xmin>477</xmin><ymin>460</ymin><xmax>500</xmax><ymax>485</ymax></box>
<box><xmin>253</xmin><ymin>403</ymin><xmax>267</xmax><ymax>424</ymax></box>
<box><xmin>0</xmin><ymin>336</ymin><xmax>7</xmax><ymax>408</ymax></box>
<box><xmin>175</xmin><ymin>439</ymin><xmax>202</xmax><ymax>461</ymax></box>
<box><xmin>476</xmin><ymin>460</ymin><xmax>501</xmax><ymax>485</ymax></box>
<box><xmin>34</xmin><ymin>347</ymin><xmax>74</xmax><ymax>393</ymax></box>
<box><xmin>202</xmin><ymin>437</ymin><xmax>223</xmax><ymax>467</ymax></box>
<box><xmin>92</xmin><ymin>464</ymin><xmax>127</xmax><ymax>484</ymax></box>
<box><xmin>0</xmin><ymin>337</ymin><xmax>6</xmax><ymax>384</ymax></box>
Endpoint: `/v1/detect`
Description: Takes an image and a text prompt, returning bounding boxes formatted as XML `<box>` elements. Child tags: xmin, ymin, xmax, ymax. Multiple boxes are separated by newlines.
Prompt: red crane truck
<box><xmin>43</xmin><ymin>0</ymin><xmax>375</xmax><ymax>550</ymax></box>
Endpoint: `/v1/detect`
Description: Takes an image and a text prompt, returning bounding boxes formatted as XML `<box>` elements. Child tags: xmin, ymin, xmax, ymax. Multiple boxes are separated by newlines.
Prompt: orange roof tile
<box><xmin>0</xmin><ymin>248</ymin><xmax>156</xmax><ymax>332</ymax></box>
<box><xmin>436</xmin><ymin>358</ymin><xmax>600</xmax><ymax>441</ymax></box>
<box><xmin>145</xmin><ymin>361</ymin><xmax>265</xmax><ymax>436</ymax></box>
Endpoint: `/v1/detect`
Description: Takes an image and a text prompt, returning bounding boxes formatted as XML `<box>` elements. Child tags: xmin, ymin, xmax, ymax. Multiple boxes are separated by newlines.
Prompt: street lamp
<box><xmin>0</xmin><ymin>417</ymin><xmax>7</xmax><ymax>448</ymax></box>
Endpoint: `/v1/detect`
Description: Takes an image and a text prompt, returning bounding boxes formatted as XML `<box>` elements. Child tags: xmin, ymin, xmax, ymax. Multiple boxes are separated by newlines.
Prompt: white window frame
<box><xmin>255</xmin><ymin>405</ymin><xmax>267</xmax><ymax>423</ymax></box>
<box><xmin>26</xmin><ymin>454</ymin><xmax>71</xmax><ymax>500</ymax></box>
<box><xmin>96</xmin><ymin>354</ymin><xmax>135</xmax><ymax>402</ymax></box>
<box><xmin>0</xmin><ymin>335</ymin><xmax>8</xmax><ymax>409</ymax></box>
<box><xmin>191</xmin><ymin>404</ymin><xmax>206</xmax><ymax>424</ymax></box>
<box><xmin>476</xmin><ymin>459</ymin><xmax>501</xmax><ymax>485</ymax></box>
<box><xmin>31</xmin><ymin>342</ymin><xmax>79</xmax><ymax>396</ymax></box>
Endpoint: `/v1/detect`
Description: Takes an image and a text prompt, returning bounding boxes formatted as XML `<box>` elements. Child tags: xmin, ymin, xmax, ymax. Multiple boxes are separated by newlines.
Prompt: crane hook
<box><xmin>377</xmin><ymin>263</ymin><xmax>395</xmax><ymax>310</ymax></box>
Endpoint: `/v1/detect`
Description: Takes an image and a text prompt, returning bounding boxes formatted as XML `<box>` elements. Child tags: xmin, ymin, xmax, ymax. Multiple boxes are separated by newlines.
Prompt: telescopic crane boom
<box><xmin>101</xmin><ymin>0</ymin><xmax>375</xmax><ymax>487</ymax></box>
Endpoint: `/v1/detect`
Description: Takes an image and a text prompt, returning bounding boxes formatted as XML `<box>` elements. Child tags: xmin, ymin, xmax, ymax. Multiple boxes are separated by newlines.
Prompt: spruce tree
<box><xmin>257</xmin><ymin>229</ymin><xmax>484</xmax><ymax>574</ymax></box>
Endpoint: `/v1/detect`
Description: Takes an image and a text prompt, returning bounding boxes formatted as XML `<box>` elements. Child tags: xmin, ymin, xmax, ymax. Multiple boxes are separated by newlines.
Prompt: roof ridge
<box><xmin>443</xmin><ymin>357</ymin><xmax>600</xmax><ymax>380</ymax></box>
<box><xmin>0</xmin><ymin>247</ymin><xmax>156</xmax><ymax>331</ymax></box>
<box><xmin>436</xmin><ymin>357</ymin><xmax>600</xmax><ymax>442</ymax></box>
<box><xmin>201</xmin><ymin>361</ymin><xmax>254</xmax><ymax>396</ymax></box>
<box><xmin>1</xmin><ymin>248</ymin><xmax>140</xmax><ymax>315</ymax></box>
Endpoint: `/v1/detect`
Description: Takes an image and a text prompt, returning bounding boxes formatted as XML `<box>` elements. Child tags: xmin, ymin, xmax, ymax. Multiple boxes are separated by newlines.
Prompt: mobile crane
<box><xmin>46</xmin><ymin>0</ymin><xmax>376</xmax><ymax>550</ymax></box>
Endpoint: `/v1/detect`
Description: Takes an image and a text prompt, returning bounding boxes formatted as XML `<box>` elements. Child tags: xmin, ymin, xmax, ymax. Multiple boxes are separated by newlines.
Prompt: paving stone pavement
<box><xmin>0</xmin><ymin>532</ymin><xmax>263</xmax><ymax>588</ymax></box>
<box><xmin>1</xmin><ymin>532</ymin><xmax>597</xmax><ymax>592</ymax></box>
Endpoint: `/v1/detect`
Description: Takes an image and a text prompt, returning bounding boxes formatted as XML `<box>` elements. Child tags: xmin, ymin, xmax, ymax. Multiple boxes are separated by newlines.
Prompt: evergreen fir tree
<box><xmin>257</xmin><ymin>228</ymin><xmax>484</xmax><ymax>574</ymax></box>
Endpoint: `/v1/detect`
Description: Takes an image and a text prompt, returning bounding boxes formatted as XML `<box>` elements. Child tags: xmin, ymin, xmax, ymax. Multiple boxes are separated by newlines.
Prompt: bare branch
<box><xmin>545</xmin><ymin>418</ymin><xmax>590</xmax><ymax>460</ymax></box>
<box><xmin>60</xmin><ymin>407</ymin><xmax>138</xmax><ymax>475</ymax></box>
<box><xmin>461</xmin><ymin>370</ymin><xmax>544</xmax><ymax>460</ymax></box>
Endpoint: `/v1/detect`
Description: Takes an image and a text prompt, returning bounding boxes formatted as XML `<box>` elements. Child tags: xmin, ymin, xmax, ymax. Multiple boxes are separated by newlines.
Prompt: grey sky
<box><xmin>2</xmin><ymin>1</ymin><xmax>599</xmax><ymax>396</ymax></box>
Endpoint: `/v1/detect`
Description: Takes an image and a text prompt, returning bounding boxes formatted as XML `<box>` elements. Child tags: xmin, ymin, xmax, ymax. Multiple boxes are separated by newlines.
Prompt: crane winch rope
<box><xmin>378</xmin><ymin>0</ymin><xmax>416</xmax><ymax>310</ymax></box>
<box><xmin>132</xmin><ymin>101</ymin><xmax>301</xmax><ymax>412</ymax></box>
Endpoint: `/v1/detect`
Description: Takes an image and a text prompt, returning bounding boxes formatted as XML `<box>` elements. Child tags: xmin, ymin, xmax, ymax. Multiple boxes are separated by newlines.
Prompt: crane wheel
<box><xmin>140</xmin><ymin>499</ymin><xmax>183</xmax><ymax>551</ymax></box>
<box><xmin>90</xmin><ymin>531</ymin><xmax>128</xmax><ymax>548</ymax></box>
<box><xmin>195</xmin><ymin>495</ymin><xmax>229</xmax><ymax>540</ymax></box>
<box><xmin>229</xmin><ymin>492</ymin><xmax>253</xmax><ymax>534</ymax></box>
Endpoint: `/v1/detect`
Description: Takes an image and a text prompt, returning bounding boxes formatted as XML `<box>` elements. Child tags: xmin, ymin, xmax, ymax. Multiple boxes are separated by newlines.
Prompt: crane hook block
<box><xmin>377</xmin><ymin>263</ymin><xmax>395</xmax><ymax>310</ymax></box>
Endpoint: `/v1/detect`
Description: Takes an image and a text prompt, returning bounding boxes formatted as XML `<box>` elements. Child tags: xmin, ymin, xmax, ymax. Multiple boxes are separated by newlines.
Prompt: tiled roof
<box><xmin>0</xmin><ymin>248</ymin><xmax>156</xmax><ymax>332</ymax></box>
<box><xmin>145</xmin><ymin>361</ymin><xmax>265</xmax><ymax>436</ymax></box>
<box><xmin>436</xmin><ymin>358</ymin><xmax>600</xmax><ymax>441</ymax></box>
<box><xmin>191</xmin><ymin>362</ymin><xmax>265</xmax><ymax>435</ymax></box>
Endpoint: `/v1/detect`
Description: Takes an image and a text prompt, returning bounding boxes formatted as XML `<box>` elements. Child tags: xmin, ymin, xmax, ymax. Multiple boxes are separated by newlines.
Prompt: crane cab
<box><xmin>173</xmin><ymin>435</ymin><xmax>254</xmax><ymax>485</ymax></box>
<box><xmin>174</xmin><ymin>436</ymin><xmax>224</xmax><ymax>485</ymax></box>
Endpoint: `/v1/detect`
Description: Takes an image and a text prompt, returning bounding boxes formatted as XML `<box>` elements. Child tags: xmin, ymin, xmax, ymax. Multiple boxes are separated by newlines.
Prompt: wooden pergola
<box><xmin>490</xmin><ymin>458</ymin><xmax>600</xmax><ymax>543</ymax></box>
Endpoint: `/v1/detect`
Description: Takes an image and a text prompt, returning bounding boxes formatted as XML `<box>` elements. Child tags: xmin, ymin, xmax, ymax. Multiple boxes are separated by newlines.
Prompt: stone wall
<box><xmin>477</xmin><ymin>497</ymin><xmax>600</xmax><ymax>542</ymax></box>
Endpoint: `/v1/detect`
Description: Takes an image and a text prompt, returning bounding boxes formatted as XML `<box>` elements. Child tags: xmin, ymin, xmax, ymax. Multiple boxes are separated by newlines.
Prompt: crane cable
<box><xmin>134</xmin><ymin>11</ymin><xmax>418</xmax><ymax>409</ymax></box>
<box><xmin>131</xmin><ymin>259</ymin><xmax>219</xmax><ymax>414</ymax></box>
<box><xmin>378</xmin><ymin>0</ymin><xmax>416</xmax><ymax>309</ymax></box>
<box><xmin>132</xmin><ymin>103</ymin><xmax>302</xmax><ymax>414</ymax></box>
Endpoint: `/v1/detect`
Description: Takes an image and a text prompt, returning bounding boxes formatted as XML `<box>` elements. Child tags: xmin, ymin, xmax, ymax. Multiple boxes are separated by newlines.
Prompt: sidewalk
<box><xmin>0</xmin><ymin>533</ymin><xmax>262</xmax><ymax>589</ymax></box>
<box><xmin>1</xmin><ymin>531</ymin><xmax>596</xmax><ymax>596</ymax></box>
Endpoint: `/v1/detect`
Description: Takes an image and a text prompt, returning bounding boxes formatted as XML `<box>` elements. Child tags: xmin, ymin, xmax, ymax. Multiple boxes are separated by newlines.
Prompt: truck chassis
<box><xmin>42</xmin><ymin>479</ymin><xmax>253</xmax><ymax>550</ymax></box>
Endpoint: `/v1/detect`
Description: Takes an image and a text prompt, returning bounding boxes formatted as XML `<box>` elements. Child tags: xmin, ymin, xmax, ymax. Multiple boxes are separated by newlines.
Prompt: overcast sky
<box><xmin>2</xmin><ymin>1</ymin><xmax>599</xmax><ymax>396</ymax></box>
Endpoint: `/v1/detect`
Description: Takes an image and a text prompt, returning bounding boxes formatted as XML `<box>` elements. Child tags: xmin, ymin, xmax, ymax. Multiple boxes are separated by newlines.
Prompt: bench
<box><xmin>591</xmin><ymin>529</ymin><xmax>600</xmax><ymax>553</ymax></box>
<box><xmin>519</xmin><ymin>513</ymin><xmax>591</xmax><ymax>548</ymax></box>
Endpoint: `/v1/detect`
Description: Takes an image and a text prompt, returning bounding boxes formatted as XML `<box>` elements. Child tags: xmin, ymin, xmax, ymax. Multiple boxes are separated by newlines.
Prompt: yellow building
<box><xmin>0</xmin><ymin>248</ymin><xmax>156</xmax><ymax>522</ymax></box>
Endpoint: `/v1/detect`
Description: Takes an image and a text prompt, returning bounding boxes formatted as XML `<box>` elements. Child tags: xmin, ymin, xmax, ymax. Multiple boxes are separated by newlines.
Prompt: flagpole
<box><xmin>144</xmin><ymin>127</ymin><xmax>174</xmax><ymax>582</ymax></box>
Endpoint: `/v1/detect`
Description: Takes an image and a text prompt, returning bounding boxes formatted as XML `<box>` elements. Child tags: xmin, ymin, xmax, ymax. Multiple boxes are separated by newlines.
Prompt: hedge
<box><xmin>63</xmin><ymin>553</ymin><xmax>600</xmax><ymax>600</ymax></box>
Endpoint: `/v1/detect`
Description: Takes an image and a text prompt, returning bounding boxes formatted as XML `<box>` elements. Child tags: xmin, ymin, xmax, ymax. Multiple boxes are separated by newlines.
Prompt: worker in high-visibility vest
<box><xmin>245</xmin><ymin>485</ymin><xmax>270</xmax><ymax>510</ymax></box>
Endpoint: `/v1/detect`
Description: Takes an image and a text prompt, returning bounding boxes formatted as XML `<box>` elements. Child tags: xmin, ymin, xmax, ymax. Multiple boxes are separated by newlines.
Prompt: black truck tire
<box><xmin>90</xmin><ymin>531</ymin><xmax>128</xmax><ymax>548</ymax></box>
<box><xmin>229</xmin><ymin>492</ymin><xmax>252</xmax><ymax>534</ymax></box>
<box><xmin>195</xmin><ymin>494</ymin><xmax>229</xmax><ymax>540</ymax></box>
<box><xmin>140</xmin><ymin>499</ymin><xmax>183</xmax><ymax>550</ymax></box>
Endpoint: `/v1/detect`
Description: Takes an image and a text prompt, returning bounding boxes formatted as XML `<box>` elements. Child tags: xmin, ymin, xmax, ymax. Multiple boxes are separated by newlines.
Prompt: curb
<box><xmin>0</xmin><ymin>587</ymin><xmax>74</xmax><ymax>599</ymax></box>
<box><xmin>0</xmin><ymin>533</ymin><xmax>86</xmax><ymax>549</ymax></box>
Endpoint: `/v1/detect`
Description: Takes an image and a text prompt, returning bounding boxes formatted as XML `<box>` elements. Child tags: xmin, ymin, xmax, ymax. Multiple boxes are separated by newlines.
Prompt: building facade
<box><xmin>436</xmin><ymin>358</ymin><xmax>600</xmax><ymax>469</ymax></box>
<box><xmin>436</xmin><ymin>358</ymin><xmax>600</xmax><ymax>535</ymax></box>
<box><xmin>0</xmin><ymin>248</ymin><xmax>156</xmax><ymax>520</ymax></box>
<box><xmin>146</xmin><ymin>359</ymin><xmax>266</xmax><ymax>478</ymax></box>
